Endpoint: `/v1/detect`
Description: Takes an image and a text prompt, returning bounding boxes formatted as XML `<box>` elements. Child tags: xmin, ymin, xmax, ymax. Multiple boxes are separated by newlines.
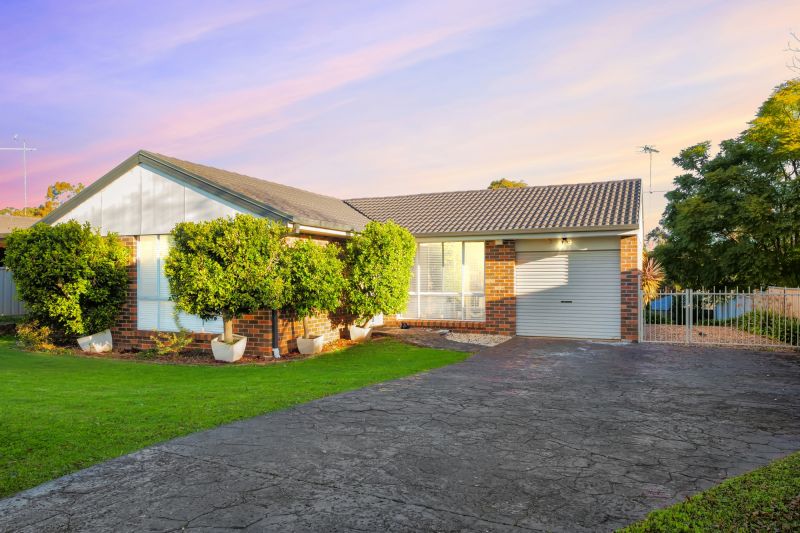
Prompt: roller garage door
<box><xmin>516</xmin><ymin>250</ymin><xmax>620</xmax><ymax>339</ymax></box>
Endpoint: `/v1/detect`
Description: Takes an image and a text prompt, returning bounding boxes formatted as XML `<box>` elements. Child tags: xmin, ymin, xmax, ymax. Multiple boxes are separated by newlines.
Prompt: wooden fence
<box><xmin>753</xmin><ymin>287</ymin><xmax>800</xmax><ymax>319</ymax></box>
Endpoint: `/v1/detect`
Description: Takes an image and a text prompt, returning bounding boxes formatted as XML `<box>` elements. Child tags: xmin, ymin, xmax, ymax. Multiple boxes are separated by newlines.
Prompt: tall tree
<box><xmin>652</xmin><ymin>80</ymin><xmax>800</xmax><ymax>288</ymax></box>
<box><xmin>488</xmin><ymin>178</ymin><xmax>527</xmax><ymax>189</ymax></box>
<box><xmin>1</xmin><ymin>181</ymin><xmax>84</xmax><ymax>217</ymax></box>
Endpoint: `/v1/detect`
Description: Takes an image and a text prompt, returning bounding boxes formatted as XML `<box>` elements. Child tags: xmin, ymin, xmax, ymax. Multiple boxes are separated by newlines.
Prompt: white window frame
<box><xmin>403</xmin><ymin>241</ymin><xmax>485</xmax><ymax>321</ymax></box>
<box><xmin>136</xmin><ymin>235</ymin><xmax>223</xmax><ymax>333</ymax></box>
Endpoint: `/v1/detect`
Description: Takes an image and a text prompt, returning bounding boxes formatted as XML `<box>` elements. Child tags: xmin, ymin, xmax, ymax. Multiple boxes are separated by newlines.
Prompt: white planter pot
<box><xmin>211</xmin><ymin>334</ymin><xmax>247</xmax><ymax>363</ymax></box>
<box><xmin>77</xmin><ymin>329</ymin><xmax>113</xmax><ymax>353</ymax></box>
<box><xmin>297</xmin><ymin>335</ymin><xmax>324</xmax><ymax>355</ymax></box>
<box><xmin>348</xmin><ymin>325</ymin><xmax>372</xmax><ymax>342</ymax></box>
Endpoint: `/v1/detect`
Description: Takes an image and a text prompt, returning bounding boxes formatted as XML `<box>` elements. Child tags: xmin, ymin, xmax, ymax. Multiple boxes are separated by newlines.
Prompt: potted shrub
<box><xmin>344</xmin><ymin>220</ymin><xmax>416</xmax><ymax>341</ymax></box>
<box><xmin>283</xmin><ymin>239</ymin><xmax>344</xmax><ymax>354</ymax></box>
<box><xmin>164</xmin><ymin>215</ymin><xmax>286</xmax><ymax>362</ymax></box>
<box><xmin>4</xmin><ymin>221</ymin><xmax>129</xmax><ymax>352</ymax></box>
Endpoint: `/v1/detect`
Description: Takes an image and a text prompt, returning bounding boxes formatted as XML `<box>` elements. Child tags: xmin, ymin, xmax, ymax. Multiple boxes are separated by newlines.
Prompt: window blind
<box><xmin>137</xmin><ymin>235</ymin><xmax>223</xmax><ymax>333</ymax></box>
<box><xmin>404</xmin><ymin>241</ymin><xmax>485</xmax><ymax>320</ymax></box>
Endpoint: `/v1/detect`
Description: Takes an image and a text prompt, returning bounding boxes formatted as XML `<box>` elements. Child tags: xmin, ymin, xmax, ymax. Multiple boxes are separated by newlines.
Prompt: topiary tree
<box><xmin>282</xmin><ymin>239</ymin><xmax>345</xmax><ymax>339</ymax></box>
<box><xmin>4</xmin><ymin>221</ymin><xmax>129</xmax><ymax>339</ymax></box>
<box><xmin>344</xmin><ymin>220</ymin><xmax>416</xmax><ymax>327</ymax></box>
<box><xmin>164</xmin><ymin>214</ymin><xmax>286</xmax><ymax>343</ymax></box>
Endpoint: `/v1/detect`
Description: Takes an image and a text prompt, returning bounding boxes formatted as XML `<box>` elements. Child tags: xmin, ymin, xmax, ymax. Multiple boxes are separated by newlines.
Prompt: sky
<box><xmin>0</xmin><ymin>0</ymin><xmax>798</xmax><ymax>234</ymax></box>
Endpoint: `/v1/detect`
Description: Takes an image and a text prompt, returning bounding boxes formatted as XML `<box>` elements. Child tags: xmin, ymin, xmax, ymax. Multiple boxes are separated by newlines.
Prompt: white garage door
<box><xmin>516</xmin><ymin>250</ymin><xmax>620</xmax><ymax>339</ymax></box>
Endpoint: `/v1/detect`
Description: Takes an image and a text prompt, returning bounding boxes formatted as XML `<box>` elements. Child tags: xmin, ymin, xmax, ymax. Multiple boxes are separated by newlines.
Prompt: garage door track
<box><xmin>1</xmin><ymin>338</ymin><xmax>799</xmax><ymax>531</ymax></box>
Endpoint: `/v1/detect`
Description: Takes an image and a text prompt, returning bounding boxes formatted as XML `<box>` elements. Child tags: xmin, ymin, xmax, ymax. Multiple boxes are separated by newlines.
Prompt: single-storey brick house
<box><xmin>40</xmin><ymin>150</ymin><xmax>642</xmax><ymax>355</ymax></box>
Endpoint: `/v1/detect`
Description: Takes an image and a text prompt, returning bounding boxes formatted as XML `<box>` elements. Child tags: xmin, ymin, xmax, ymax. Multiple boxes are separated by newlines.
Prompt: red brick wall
<box><xmin>386</xmin><ymin>240</ymin><xmax>516</xmax><ymax>335</ymax></box>
<box><xmin>484</xmin><ymin>240</ymin><xmax>516</xmax><ymax>334</ymax></box>
<box><xmin>111</xmin><ymin>236</ymin><xmax>349</xmax><ymax>357</ymax></box>
<box><xmin>620</xmin><ymin>235</ymin><xmax>640</xmax><ymax>341</ymax></box>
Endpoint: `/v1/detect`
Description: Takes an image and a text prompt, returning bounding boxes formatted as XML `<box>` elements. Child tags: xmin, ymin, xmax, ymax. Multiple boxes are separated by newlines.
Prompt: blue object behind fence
<box><xmin>650</xmin><ymin>295</ymin><xmax>672</xmax><ymax>311</ymax></box>
<box><xmin>714</xmin><ymin>296</ymin><xmax>753</xmax><ymax>320</ymax></box>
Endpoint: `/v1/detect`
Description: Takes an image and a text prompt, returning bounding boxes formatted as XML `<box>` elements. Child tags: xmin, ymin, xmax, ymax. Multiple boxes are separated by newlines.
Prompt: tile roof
<box><xmin>0</xmin><ymin>215</ymin><xmax>40</xmax><ymax>236</ymax></box>
<box><xmin>345</xmin><ymin>179</ymin><xmax>641</xmax><ymax>235</ymax></box>
<box><xmin>146</xmin><ymin>152</ymin><xmax>371</xmax><ymax>231</ymax></box>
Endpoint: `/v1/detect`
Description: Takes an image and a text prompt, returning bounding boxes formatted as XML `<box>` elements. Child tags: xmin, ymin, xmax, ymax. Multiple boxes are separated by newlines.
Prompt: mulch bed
<box><xmin>23</xmin><ymin>337</ymin><xmax>365</xmax><ymax>365</ymax></box>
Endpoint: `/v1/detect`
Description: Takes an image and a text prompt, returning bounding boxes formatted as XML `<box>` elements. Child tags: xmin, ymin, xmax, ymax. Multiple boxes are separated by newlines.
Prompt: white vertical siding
<box><xmin>141</xmin><ymin>167</ymin><xmax>186</xmax><ymax>234</ymax></box>
<box><xmin>67</xmin><ymin>194</ymin><xmax>102</xmax><ymax>229</ymax></box>
<box><xmin>52</xmin><ymin>164</ymin><xmax>249</xmax><ymax>235</ymax></box>
<box><xmin>102</xmin><ymin>166</ymin><xmax>140</xmax><ymax>235</ymax></box>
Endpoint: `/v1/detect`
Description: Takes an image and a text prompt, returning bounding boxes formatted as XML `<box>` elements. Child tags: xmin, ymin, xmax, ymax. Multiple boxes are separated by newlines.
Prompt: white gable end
<box><xmin>52</xmin><ymin>164</ymin><xmax>254</xmax><ymax>235</ymax></box>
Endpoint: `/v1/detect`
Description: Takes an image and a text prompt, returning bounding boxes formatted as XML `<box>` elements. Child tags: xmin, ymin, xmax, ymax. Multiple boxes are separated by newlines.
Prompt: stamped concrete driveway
<box><xmin>2</xmin><ymin>338</ymin><xmax>799</xmax><ymax>532</ymax></box>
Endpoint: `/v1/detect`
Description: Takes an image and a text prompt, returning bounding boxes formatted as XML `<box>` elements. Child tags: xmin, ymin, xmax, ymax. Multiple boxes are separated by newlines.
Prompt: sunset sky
<box><xmin>1</xmin><ymin>0</ymin><xmax>797</xmax><ymax>233</ymax></box>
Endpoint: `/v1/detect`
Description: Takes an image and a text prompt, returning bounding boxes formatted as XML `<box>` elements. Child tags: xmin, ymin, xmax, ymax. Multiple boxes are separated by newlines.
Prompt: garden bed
<box><xmin>41</xmin><ymin>337</ymin><xmax>364</xmax><ymax>365</ymax></box>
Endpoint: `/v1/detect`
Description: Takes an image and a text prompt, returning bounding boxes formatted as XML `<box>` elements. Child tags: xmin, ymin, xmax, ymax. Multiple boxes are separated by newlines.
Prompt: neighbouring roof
<box><xmin>148</xmin><ymin>152</ymin><xmax>371</xmax><ymax>231</ymax></box>
<box><xmin>0</xmin><ymin>215</ymin><xmax>40</xmax><ymax>237</ymax></box>
<box><xmin>345</xmin><ymin>179</ymin><xmax>641</xmax><ymax>235</ymax></box>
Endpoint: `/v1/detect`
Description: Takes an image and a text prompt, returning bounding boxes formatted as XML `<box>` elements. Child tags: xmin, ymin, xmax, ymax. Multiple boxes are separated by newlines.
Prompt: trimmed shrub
<box><xmin>282</xmin><ymin>239</ymin><xmax>345</xmax><ymax>339</ymax></box>
<box><xmin>164</xmin><ymin>214</ymin><xmax>287</xmax><ymax>343</ymax></box>
<box><xmin>344</xmin><ymin>220</ymin><xmax>416</xmax><ymax>327</ymax></box>
<box><xmin>4</xmin><ymin>221</ymin><xmax>129</xmax><ymax>340</ymax></box>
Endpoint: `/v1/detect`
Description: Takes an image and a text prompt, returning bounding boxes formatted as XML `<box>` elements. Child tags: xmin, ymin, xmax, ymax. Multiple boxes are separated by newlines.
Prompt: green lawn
<box><xmin>622</xmin><ymin>451</ymin><xmax>800</xmax><ymax>531</ymax></box>
<box><xmin>0</xmin><ymin>336</ymin><xmax>468</xmax><ymax>497</ymax></box>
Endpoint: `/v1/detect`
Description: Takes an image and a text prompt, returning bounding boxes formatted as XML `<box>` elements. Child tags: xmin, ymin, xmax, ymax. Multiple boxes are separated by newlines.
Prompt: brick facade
<box><xmin>111</xmin><ymin>236</ymin><xmax>349</xmax><ymax>357</ymax></box>
<box><xmin>112</xmin><ymin>234</ymin><xmax>639</xmax><ymax>354</ymax></box>
<box><xmin>386</xmin><ymin>240</ymin><xmax>516</xmax><ymax>335</ymax></box>
<box><xmin>620</xmin><ymin>235</ymin><xmax>640</xmax><ymax>342</ymax></box>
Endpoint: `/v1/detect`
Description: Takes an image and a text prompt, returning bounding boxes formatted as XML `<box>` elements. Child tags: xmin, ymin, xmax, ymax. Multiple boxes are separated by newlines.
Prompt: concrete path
<box><xmin>2</xmin><ymin>338</ymin><xmax>799</xmax><ymax>532</ymax></box>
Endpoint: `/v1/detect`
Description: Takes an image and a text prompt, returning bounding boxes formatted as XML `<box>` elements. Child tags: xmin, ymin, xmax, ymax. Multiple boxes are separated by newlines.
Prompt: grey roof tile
<box><xmin>147</xmin><ymin>152</ymin><xmax>371</xmax><ymax>231</ymax></box>
<box><xmin>345</xmin><ymin>179</ymin><xmax>640</xmax><ymax>235</ymax></box>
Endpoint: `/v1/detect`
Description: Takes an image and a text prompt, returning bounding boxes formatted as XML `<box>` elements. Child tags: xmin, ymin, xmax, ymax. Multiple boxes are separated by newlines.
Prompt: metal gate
<box><xmin>639</xmin><ymin>287</ymin><xmax>800</xmax><ymax>348</ymax></box>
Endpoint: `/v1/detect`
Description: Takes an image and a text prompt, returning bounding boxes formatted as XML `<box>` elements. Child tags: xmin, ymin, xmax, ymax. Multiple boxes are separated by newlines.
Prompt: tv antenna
<box><xmin>0</xmin><ymin>135</ymin><xmax>38</xmax><ymax>213</ymax></box>
<box><xmin>638</xmin><ymin>145</ymin><xmax>662</xmax><ymax>193</ymax></box>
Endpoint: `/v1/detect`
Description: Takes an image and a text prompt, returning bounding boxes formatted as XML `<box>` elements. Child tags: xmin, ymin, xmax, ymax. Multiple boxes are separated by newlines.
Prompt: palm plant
<box><xmin>641</xmin><ymin>252</ymin><xmax>665</xmax><ymax>304</ymax></box>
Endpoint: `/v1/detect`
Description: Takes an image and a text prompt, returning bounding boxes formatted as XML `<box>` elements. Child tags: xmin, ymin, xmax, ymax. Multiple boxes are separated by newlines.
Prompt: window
<box><xmin>137</xmin><ymin>235</ymin><xmax>223</xmax><ymax>333</ymax></box>
<box><xmin>404</xmin><ymin>241</ymin><xmax>485</xmax><ymax>320</ymax></box>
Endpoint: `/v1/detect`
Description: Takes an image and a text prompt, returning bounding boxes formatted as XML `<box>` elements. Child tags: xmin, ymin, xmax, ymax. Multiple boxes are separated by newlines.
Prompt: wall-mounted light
<box><xmin>561</xmin><ymin>237</ymin><xmax>572</xmax><ymax>245</ymax></box>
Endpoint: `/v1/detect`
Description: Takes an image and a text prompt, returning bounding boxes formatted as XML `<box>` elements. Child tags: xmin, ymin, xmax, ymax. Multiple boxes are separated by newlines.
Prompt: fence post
<box><xmin>685</xmin><ymin>288</ymin><xmax>693</xmax><ymax>343</ymax></box>
<box><xmin>638</xmin><ymin>288</ymin><xmax>643</xmax><ymax>342</ymax></box>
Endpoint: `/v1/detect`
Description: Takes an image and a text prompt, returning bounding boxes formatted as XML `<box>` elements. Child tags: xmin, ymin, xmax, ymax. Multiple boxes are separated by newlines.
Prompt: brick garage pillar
<box><xmin>484</xmin><ymin>240</ymin><xmax>516</xmax><ymax>335</ymax></box>
<box><xmin>620</xmin><ymin>235</ymin><xmax>639</xmax><ymax>341</ymax></box>
<box><xmin>110</xmin><ymin>236</ymin><xmax>139</xmax><ymax>352</ymax></box>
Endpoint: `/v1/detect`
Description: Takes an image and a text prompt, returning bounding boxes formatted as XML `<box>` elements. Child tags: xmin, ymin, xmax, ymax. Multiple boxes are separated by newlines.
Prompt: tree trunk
<box><xmin>302</xmin><ymin>315</ymin><xmax>310</xmax><ymax>339</ymax></box>
<box><xmin>223</xmin><ymin>317</ymin><xmax>234</xmax><ymax>344</ymax></box>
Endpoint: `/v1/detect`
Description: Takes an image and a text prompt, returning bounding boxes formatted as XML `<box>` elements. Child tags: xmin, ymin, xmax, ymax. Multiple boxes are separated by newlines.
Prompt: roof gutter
<box><xmin>290</xmin><ymin>224</ymin><xmax>352</xmax><ymax>238</ymax></box>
